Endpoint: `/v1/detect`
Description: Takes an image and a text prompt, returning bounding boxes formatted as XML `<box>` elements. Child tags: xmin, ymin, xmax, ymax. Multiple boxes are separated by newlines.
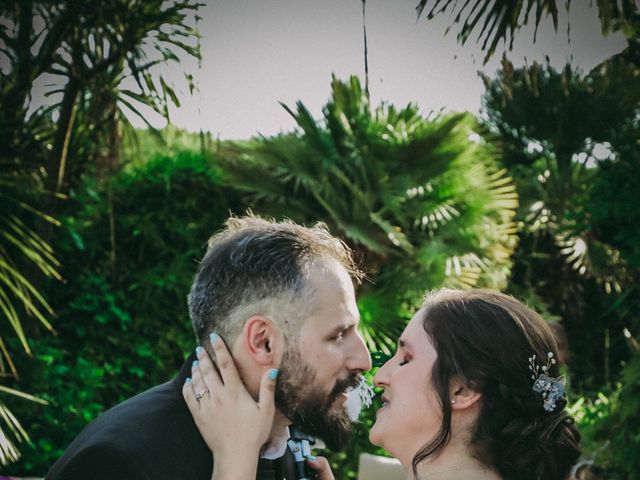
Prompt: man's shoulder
<box><xmin>82</xmin><ymin>380</ymin><xmax>183</xmax><ymax>443</ymax></box>
<box><xmin>46</xmin><ymin>442</ymin><xmax>151</xmax><ymax>480</ymax></box>
<box><xmin>102</xmin><ymin>379</ymin><xmax>181</xmax><ymax>423</ymax></box>
<box><xmin>47</xmin><ymin>380</ymin><xmax>212</xmax><ymax>479</ymax></box>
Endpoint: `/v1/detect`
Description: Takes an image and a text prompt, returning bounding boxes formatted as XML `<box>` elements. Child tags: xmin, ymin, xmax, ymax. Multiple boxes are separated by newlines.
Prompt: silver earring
<box><xmin>451</xmin><ymin>400</ymin><xmax>456</xmax><ymax>404</ymax></box>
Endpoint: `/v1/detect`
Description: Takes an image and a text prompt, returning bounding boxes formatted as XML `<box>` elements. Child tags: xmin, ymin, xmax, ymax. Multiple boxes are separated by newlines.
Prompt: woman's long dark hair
<box><xmin>411</xmin><ymin>289</ymin><xmax>581</xmax><ymax>480</ymax></box>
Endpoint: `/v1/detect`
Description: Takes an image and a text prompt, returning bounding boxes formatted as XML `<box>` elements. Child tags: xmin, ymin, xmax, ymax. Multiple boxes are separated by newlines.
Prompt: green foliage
<box><xmin>482</xmin><ymin>57</ymin><xmax>640</xmax><ymax>386</ymax></box>
<box><xmin>482</xmin><ymin>50</ymin><xmax>640</xmax><ymax>476</ymax></box>
<box><xmin>587</xmin><ymin>116</ymin><xmax>640</xmax><ymax>274</ymax></box>
<box><xmin>222</xmin><ymin>75</ymin><xmax>518</xmax><ymax>353</ymax></box>
<box><xmin>416</xmin><ymin>0</ymin><xmax>640</xmax><ymax>62</ymax></box>
<box><xmin>0</xmin><ymin>160</ymin><xmax>59</xmax><ymax>368</ymax></box>
<box><xmin>4</xmin><ymin>150</ymin><xmax>244</xmax><ymax>476</ymax></box>
<box><xmin>1</xmin><ymin>0</ymin><xmax>203</xmax><ymax>466</ymax></box>
<box><xmin>569</xmin><ymin>352</ymin><xmax>640</xmax><ymax>479</ymax></box>
<box><xmin>123</xmin><ymin>125</ymin><xmax>214</xmax><ymax>165</ymax></box>
<box><xmin>605</xmin><ymin>353</ymin><xmax>640</xmax><ymax>478</ymax></box>
<box><xmin>1</xmin><ymin>0</ymin><xmax>203</xmax><ymax>188</ymax></box>
<box><xmin>60</xmin><ymin>0</ymin><xmax>204</xmax><ymax>182</ymax></box>
<box><xmin>0</xmin><ymin>148</ymin><xmax>60</xmax><ymax>467</ymax></box>
<box><xmin>482</xmin><ymin>58</ymin><xmax>638</xmax><ymax>295</ymax></box>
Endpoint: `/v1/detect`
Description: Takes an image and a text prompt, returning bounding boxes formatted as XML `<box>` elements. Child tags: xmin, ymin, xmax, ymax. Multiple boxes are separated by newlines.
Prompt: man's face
<box><xmin>274</xmin><ymin>259</ymin><xmax>372</xmax><ymax>450</ymax></box>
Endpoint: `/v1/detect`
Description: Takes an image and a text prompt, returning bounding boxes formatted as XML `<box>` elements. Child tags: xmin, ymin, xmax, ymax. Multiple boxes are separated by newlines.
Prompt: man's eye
<box><xmin>335</xmin><ymin>332</ymin><xmax>344</xmax><ymax>343</ymax></box>
<box><xmin>399</xmin><ymin>358</ymin><xmax>409</xmax><ymax>366</ymax></box>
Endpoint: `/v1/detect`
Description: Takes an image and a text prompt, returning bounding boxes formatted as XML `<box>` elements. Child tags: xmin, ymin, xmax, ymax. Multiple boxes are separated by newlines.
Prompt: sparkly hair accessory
<box><xmin>528</xmin><ymin>352</ymin><xmax>566</xmax><ymax>412</ymax></box>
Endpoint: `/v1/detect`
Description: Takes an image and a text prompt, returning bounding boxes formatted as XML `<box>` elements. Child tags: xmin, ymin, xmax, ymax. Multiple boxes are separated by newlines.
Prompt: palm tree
<box><xmin>482</xmin><ymin>58</ymin><xmax>638</xmax><ymax>296</ymax></box>
<box><xmin>42</xmin><ymin>0</ymin><xmax>202</xmax><ymax>192</ymax></box>
<box><xmin>220</xmin><ymin>75</ymin><xmax>518</xmax><ymax>352</ymax></box>
<box><xmin>415</xmin><ymin>0</ymin><xmax>639</xmax><ymax>63</ymax></box>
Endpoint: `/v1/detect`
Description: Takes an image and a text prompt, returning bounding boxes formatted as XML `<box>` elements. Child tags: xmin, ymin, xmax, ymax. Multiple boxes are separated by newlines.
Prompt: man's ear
<box><xmin>450</xmin><ymin>378</ymin><xmax>481</xmax><ymax>410</ymax></box>
<box><xmin>241</xmin><ymin>316</ymin><xmax>284</xmax><ymax>366</ymax></box>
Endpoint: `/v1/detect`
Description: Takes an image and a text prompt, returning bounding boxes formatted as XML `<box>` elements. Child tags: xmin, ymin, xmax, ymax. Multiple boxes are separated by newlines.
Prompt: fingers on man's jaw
<box><xmin>209</xmin><ymin>333</ymin><xmax>242</xmax><ymax>386</ymax></box>
<box><xmin>195</xmin><ymin>343</ymin><xmax>220</xmax><ymax>392</ymax></box>
<box><xmin>210</xmin><ymin>332</ymin><xmax>221</xmax><ymax>351</ymax></box>
<box><xmin>197</xmin><ymin>334</ymin><xmax>225</xmax><ymax>387</ymax></box>
<box><xmin>209</xmin><ymin>333</ymin><xmax>228</xmax><ymax>369</ymax></box>
<box><xmin>264</xmin><ymin>368</ymin><xmax>279</xmax><ymax>392</ymax></box>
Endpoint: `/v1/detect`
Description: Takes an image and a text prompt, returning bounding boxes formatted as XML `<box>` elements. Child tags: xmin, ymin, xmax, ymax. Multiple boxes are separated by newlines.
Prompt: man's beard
<box><xmin>274</xmin><ymin>346</ymin><xmax>361</xmax><ymax>450</ymax></box>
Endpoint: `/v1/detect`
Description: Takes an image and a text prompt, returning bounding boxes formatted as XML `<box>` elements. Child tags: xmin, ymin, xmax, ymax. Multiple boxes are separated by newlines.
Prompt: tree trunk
<box><xmin>50</xmin><ymin>77</ymin><xmax>80</xmax><ymax>195</ymax></box>
<box><xmin>22</xmin><ymin>76</ymin><xmax>80</xmax><ymax>338</ymax></box>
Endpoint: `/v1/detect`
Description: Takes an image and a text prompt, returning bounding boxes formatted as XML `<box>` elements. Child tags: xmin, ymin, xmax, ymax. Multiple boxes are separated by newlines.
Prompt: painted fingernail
<box><xmin>185</xmin><ymin>377</ymin><xmax>192</xmax><ymax>384</ymax></box>
<box><xmin>192</xmin><ymin>360</ymin><xmax>199</xmax><ymax>368</ymax></box>
<box><xmin>210</xmin><ymin>333</ymin><xmax>219</xmax><ymax>344</ymax></box>
<box><xmin>306</xmin><ymin>455</ymin><xmax>317</xmax><ymax>462</ymax></box>
<box><xmin>268</xmin><ymin>368</ymin><xmax>279</xmax><ymax>380</ymax></box>
<box><xmin>195</xmin><ymin>346</ymin><xmax>204</xmax><ymax>355</ymax></box>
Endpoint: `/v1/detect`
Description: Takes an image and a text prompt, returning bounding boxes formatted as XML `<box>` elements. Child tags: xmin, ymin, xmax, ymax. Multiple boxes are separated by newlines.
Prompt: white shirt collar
<box><xmin>260</xmin><ymin>426</ymin><xmax>290</xmax><ymax>460</ymax></box>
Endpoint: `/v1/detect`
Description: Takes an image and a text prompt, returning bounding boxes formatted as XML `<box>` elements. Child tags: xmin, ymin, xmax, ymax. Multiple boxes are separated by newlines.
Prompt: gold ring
<box><xmin>195</xmin><ymin>388</ymin><xmax>209</xmax><ymax>400</ymax></box>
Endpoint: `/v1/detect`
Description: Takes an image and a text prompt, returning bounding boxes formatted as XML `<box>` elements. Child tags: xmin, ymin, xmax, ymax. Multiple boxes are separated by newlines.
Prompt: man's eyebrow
<box><xmin>329</xmin><ymin>324</ymin><xmax>348</xmax><ymax>334</ymax></box>
<box><xmin>398</xmin><ymin>338</ymin><xmax>412</xmax><ymax>350</ymax></box>
<box><xmin>330</xmin><ymin>321</ymin><xmax>356</xmax><ymax>335</ymax></box>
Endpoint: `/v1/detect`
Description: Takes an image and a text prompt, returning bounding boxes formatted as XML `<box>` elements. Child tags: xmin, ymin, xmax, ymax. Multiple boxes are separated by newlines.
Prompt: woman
<box><xmin>184</xmin><ymin>289</ymin><xmax>581</xmax><ymax>479</ymax></box>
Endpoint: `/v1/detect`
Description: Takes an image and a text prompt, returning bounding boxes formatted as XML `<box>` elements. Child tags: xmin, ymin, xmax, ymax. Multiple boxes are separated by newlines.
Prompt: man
<box><xmin>47</xmin><ymin>216</ymin><xmax>372</xmax><ymax>479</ymax></box>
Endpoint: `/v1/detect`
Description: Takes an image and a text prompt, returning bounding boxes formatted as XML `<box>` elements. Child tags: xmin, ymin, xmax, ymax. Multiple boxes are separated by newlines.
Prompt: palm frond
<box><xmin>556</xmin><ymin>233</ymin><xmax>629</xmax><ymax>294</ymax></box>
<box><xmin>415</xmin><ymin>0</ymin><xmax>639</xmax><ymax>62</ymax></box>
<box><xmin>0</xmin><ymin>389</ymin><xmax>48</xmax><ymax>467</ymax></box>
<box><xmin>0</xmin><ymin>167</ymin><xmax>60</xmax><ymax>375</ymax></box>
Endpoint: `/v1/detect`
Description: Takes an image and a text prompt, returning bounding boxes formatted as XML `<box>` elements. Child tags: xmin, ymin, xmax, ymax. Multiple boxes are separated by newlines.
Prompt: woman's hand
<box><xmin>307</xmin><ymin>456</ymin><xmax>336</xmax><ymax>480</ymax></box>
<box><xmin>182</xmin><ymin>333</ymin><xmax>278</xmax><ymax>480</ymax></box>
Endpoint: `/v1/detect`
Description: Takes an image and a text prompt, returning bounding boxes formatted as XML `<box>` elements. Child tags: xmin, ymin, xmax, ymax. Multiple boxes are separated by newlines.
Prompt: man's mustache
<box><xmin>328</xmin><ymin>374</ymin><xmax>362</xmax><ymax>401</ymax></box>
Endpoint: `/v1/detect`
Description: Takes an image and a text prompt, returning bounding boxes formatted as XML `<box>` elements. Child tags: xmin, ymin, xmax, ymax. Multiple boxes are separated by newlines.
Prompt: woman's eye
<box><xmin>335</xmin><ymin>332</ymin><xmax>344</xmax><ymax>343</ymax></box>
<box><xmin>399</xmin><ymin>358</ymin><xmax>409</xmax><ymax>366</ymax></box>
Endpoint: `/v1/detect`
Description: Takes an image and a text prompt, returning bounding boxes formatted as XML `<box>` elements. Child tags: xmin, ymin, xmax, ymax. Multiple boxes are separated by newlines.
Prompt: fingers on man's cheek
<box><xmin>191</xmin><ymin>363</ymin><xmax>200</xmax><ymax>380</ymax></box>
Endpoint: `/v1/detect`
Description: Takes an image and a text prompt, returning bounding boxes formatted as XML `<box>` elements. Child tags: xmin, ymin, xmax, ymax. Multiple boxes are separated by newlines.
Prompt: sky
<box><xmin>147</xmin><ymin>0</ymin><xmax>627</xmax><ymax>140</ymax></box>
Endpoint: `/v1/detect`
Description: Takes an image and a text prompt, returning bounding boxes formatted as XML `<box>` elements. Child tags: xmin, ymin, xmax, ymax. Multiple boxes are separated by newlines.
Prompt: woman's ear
<box><xmin>449</xmin><ymin>378</ymin><xmax>481</xmax><ymax>410</ymax></box>
<box><xmin>242</xmin><ymin>316</ymin><xmax>284</xmax><ymax>366</ymax></box>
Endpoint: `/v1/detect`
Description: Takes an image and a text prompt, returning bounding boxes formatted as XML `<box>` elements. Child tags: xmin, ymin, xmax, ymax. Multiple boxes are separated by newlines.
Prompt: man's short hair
<box><xmin>188</xmin><ymin>215</ymin><xmax>362</xmax><ymax>347</ymax></box>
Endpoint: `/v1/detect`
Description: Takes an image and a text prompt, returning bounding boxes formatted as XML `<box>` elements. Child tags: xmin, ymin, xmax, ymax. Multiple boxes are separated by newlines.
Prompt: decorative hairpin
<box><xmin>528</xmin><ymin>352</ymin><xmax>566</xmax><ymax>412</ymax></box>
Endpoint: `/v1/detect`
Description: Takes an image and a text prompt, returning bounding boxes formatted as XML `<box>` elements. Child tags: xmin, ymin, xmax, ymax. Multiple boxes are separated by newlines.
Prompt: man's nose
<box><xmin>348</xmin><ymin>330</ymin><xmax>372</xmax><ymax>373</ymax></box>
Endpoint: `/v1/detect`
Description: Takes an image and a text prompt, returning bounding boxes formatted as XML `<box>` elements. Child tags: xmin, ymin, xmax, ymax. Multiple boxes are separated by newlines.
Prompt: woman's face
<box><xmin>369</xmin><ymin>309</ymin><xmax>443</xmax><ymax>466</ymax></box>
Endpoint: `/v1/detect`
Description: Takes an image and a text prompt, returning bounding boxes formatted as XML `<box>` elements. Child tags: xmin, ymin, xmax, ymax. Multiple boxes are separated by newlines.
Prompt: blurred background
<box><xmin>0</xmin><ymin>0</ymin><xmax>639</xmax><ymax>477</ymax></box>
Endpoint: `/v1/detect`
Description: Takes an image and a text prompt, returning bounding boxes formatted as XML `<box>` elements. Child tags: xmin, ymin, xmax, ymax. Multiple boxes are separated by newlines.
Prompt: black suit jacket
<box><xmin>46</xmin><ymin>353</ymin><xmax>294</xmax><ymax>480</ymax></box>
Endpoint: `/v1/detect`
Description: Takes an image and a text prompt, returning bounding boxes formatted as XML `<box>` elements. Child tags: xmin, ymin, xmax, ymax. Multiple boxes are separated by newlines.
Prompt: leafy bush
<box><xmin>569</xmin><ymin>352</ymin><xmax>640</xmax><ymax>480</ymax></box>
